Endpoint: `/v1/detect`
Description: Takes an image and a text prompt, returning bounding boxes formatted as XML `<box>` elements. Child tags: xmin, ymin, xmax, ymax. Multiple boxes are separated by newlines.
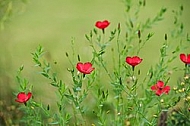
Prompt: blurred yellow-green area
<box><xmin>0</xmin><ymin>0</ymin><xmax>190</xmax><ymax>124</ymax></box>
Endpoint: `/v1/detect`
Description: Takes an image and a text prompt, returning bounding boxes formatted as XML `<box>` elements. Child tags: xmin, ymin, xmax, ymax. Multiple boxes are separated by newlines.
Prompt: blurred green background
<box><xmin>0</xmin><ymin>0</ymin><xmax>190</xmax><ymax>124</ymax></box>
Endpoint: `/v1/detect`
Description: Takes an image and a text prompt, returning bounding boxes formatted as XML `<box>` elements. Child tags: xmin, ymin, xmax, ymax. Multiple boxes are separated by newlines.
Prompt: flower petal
<box><xmin>180</xmin><ymin>53</ymin><xmax>186</xmax><ymax>64</ymax></box>
<box><xmin>15</xmin><ymin>92</ymin><xmax>32</xmax><ymax>103</ymax></box>
<box><xmin>155</xmin><ymin>89</ymin><xmax>162</xmax><ymax>96</ymax></box>
<box><xmin>156</xmin><ymin>81</ymin><xmax>164</xmax><ymax>89</ymax></box>
<box><xmin>84</xmin><ymin>62</ymin><xmax>95</xmax><ymax>74</ymax></box>
<box><xmin>83</xmin><ymin>62</ymin><xmax>93</xmax><ymax>70</ymax></box>
<box><xmin>126</xmin><ymin>56</ymin><xmax>132</xmax><ymax>64</ymax></box>
<box><xmin>95</xmin><ymin>20</ymin><xmax>110</xmax><ymax>29</ymax></box>
<box><xmin>133</xmin><ymin>56</ymin><xmax>143</xmax><ymax>64</ymax></box>
<box><xmin>76</xmin><ymin>62</ymin><xmax>94</xmax><ymax>74</ymax></box>
<box><xmin>76</xmin><ymin>62</ymin><xmax>84</xmax><ymax>73</ymax></box>
<box><xmin>163</xmin><ymin>86</ymin><xmax>170</xmax><ymax>94</ymax></box>
<box><xmin>126</xmin><ymin>56</ymin><xmax>142</xmax><ymax>67</ymax></box>
<box><xmin>151</xmin><ymin>85</ymin><xmax>157</xmax><ymax>91</ymax></box>
<box><xmin>187</xmin><ymin>54</ymin><xmax>190</xmax><ymax>64</ymax></box>
<box><xmin>27</xmin><ymin>92</ymin><xmax>32</xmax><ymax>101</ymax></box>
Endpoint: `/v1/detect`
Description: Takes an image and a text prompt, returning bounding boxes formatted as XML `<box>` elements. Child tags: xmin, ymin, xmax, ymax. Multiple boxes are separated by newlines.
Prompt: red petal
<box><xmin>180</xmin><ymin>53</ymin><xmax>186</xmax><ymax>63</ymax></box>
<box><xmin>76</xmin><ymin>62</ymin><xmax>84</xmax><ymax>73</ymax></box>
<box><xmin>83</xmin><ymin>62</ymin><xmax>92</xmax><ymax>70</ymax></box>
<box><xmin>156</xmin><ymin>81</ymin><xmax>164</xmax><ymax>88</ymax></box>
<box><xmin>27</xmin><ymin>92</ymin><xmax>32</xmax><ymax>101</ymax></box>
<box><xmin>126</xmin><ymin>56</ymin><xmax>142</xmax><ymax>67</ymax></box>
<box><xmin>17</xmin><ymin>92</ymin><xmax>25</xmax><ymax>98</ymax></box>
<box><xmin>133</xmin><ymin>56</ymin><xmax>143</xmax><ymax>64</ymax></box>
<box><xmin>83</xmin><ymin>62</ymin><xmax>94</xmax><ymax>74</ymax></box>
<box><xmin>76</xmin><ymin>62</ymin><xmax>94</xmax><ymax>74</ymax></box>
<box><xmin>126</xmin><ymin>56</ymin><xmax>137</xmax><ymax>66</ymax></box>
<box><xmin>95</xmin><ymin>20</ymin><xmax>110</xmax><ymax>29</ymax></box>
<box><xmin>15</xmin><ymin>92</ymin><xmax>25</xmax><ymax>103</ymax></box>
<box><xmin>15</xmin><ymin>99</ymin><xmax>23</xmax><ymax>103</ymax></box>
<box><xmin>15</xmin><ymin>92</ymin><xmax>32</xmax><ymax>103</ymax></box>
<box><xmin>151</xmin><ymin>85</ymin><xmax>157</xmax><ymax>91</ymax></box>
<box><xmin>187</xmin><ymin>54</ymin><xmax>190</xmax><ymax>64</ymax></box>
<box><xmin>155</xmin><ymin>89</ymin><xmax>162</xmax><ymax>96</ymax></box>
<box><xmin>126</xmin><ymin>56</ymin><xmax>132</xmax><ymax>64</ymax></box>
<box><xmin>163</xmin><ymin>86</ymin><xmax>170</xmax><ymax>94</ymax></box>
<box><xmin>95</xmin><ymin>21</ymin><xmax>102</xmax><ymax>28</ymax></box>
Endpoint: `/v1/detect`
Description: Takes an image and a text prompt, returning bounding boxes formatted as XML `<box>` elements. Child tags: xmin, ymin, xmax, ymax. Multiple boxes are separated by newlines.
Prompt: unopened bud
<box><xmin>118</xmin><ymin>23</ymin><xmax>121</xmax><ymax>31</ymax></box>
<box><xmin>182</xmin><ymin>88</ymin><xmax>185</xmax><ymax>92</ymax></box>
<box><xmin>178</xmin><ymin>89</ymin><xmax>183</xmax><ymax>93</ymax></box>
<box><xmin>185</xmin><ymin>98</ymin><xmax>188</xmax><ymax>101</ymax></box>
<box><xmin>180</xmin><ymin>5</ymin><xmax>183</xmax><ymax>11</ymax></box>
<box><xmin>143</xmin><ymin>0</ymin><xmax>146</xmax><ymax>6</ymax></box>
<box><xmin>126</xmin><ymin>32</ymin><xmax>128</xmax><ymax>39</ymax></box>
<box><xmin>184</xmin><ymin>75</ymin><xmax>189</xmax><ymax>80</ymax></box>
<box><xmin>153</xmin><ymin>114</ymin><xmax>158</xmax><ymax>118</ymax></box>
<box><xmin>181</xmin><ymin>82</ymin><xmax>185</xmax><ymax>86</ymax></box>
<box><xmin>59</xmin><ymin>105</ymin><xmax>62</xmax><ymax>111</ymax></box>
<box><xmin>187</xmin><ymin>96</ymin><xmax>190</xmax><ymax>100</ymax></box>
<box><xmin>138</xmin><ymin>69</ymin><xmax>141</xmax><ymax>75</ymax></box>
<box><xmin>138</xmin><ymin>30</ymin><xmax>141</xmax><ymax>39</ymax></box>
<box><xmin>164</xmin><ymin>34</ymin><xmax>167</xmax><ymax>40</ymax></box>
<box><xmin>65</xmin><ymin>52</ymin><xmax>69</xmax><ymax>57</ymax></box>
<box><xmin>173</xmin><ymin>87</ymin><xmax>177</xmax><ymax>90</ymax></box>
<box><xmin>129</xmin><ymin>19</ymin><xmax>133</xmax><ymax>28</ymax></box>
<box><xmin>160</xmin><ymin>99</ymin><xmax>164</xmax><ymax>103</ymax></box>
<box><xmin>77</xmin><ymin>54</ymin><xmax>80</xmax><ymax>61</ymax></box>
<box><xmin>47</xmin><ymin>104</ymin><xmax>50</xmax><ymax>110</ymax></box>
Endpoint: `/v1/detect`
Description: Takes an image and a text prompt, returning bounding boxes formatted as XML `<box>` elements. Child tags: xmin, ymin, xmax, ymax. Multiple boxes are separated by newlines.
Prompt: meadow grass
<box><xmin>0</xmin><ymin>0</ymin><xmax>190</xmax><ymax>125</ymax></box>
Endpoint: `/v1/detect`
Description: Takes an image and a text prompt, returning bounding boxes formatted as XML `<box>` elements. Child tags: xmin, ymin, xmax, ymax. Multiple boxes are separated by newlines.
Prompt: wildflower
<box><xmin>151</xmin><ymin>81</ymin><xmax>170</xmax><ymax>96</ymax></box>
<box><xmin>180</xmin><ymin>53</ymin><xmax>190</xmax><ymax>65</ymax></box>
<box><xmin>180</xmin><ymin>82</ymin><xmax>185</xmax><ymax>86</ymax></box>
<box><xmin>95</xmin><ymin>20</ymin><xmax>110</xmax><ymax>33</ymax></box>
<box><xmin>160</xmin><ymin>99</ymin><xmax>164</xmax><ymax>103</ymax></box>
<box><xmin>184</xmin><ymin>75</ymin><xmax>189</xmax><ymax>80</ymax></box>
<box><xmin>125</xmin><ymin>56</ymin><xmax>142</xmax><ymax>71</ymax></box>
<box><xmin>76</xmin><ymin>62</ymin><xmax>95</xmax><ymax>74</ymax></box>
<box><xmin>15</xmin><ymin>92</ymin><xmax>32</xmax><ymax>105</ymax></box>
<box><xmin>173</xmin><ymin>87</ymin><xmax>177</xmax><ymax>90</ymax></box>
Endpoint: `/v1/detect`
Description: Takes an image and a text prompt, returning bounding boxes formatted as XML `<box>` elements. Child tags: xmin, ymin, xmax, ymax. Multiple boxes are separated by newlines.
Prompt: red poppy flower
<box><xmin>15</xmin><ymin>92</ymin><xmax>32</xmax><ymax>104</ymax></box>
<box><xmin>126</xmin><ymin>56</ymin><xmax>143</xmax><ymax>67</ymax></box>
<box><xmin>95</xmin><ymin>20</ymin><xmax>110</xmax><ymax>30</ymax></box>
<box><xmin>180</xmin><ymin>53</ymin><xmax>190</xmax><ymax>64</ymax></box>
<box><xmin>76</xmin><ymin>62</ymin><xmax>95</xmax><ymax>74</ymax></box>
<box><xmin>151</xmin><ymin>81</ymin><xmax>170</xmax><ymax>96</ymax></box>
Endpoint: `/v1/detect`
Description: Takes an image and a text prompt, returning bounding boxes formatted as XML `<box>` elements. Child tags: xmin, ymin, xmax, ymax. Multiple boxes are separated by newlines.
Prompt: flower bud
<box><xmin>138</xmin><ymin>30</ymin><xmax>141</xmax><ymax>39</ymax></box>
<box><xmin>173</xmin><ymin>87</ymin><xmax>177</xmax><ymax>90</ymax></box>
<box><xmin>160</xmin><ymin>99</ymin><xmax>164</xmax><ymax>103</ymax></box>
<box><xmin>118</xmin><ymin>23</ymin><xmax>121</xmax><ymax>31</ymax></box>
<box><xmin>164</xmin><ymin>34</ymin><xmax>167</xmax><ymax>40</ymax></box>
<box><xmin>184</xmin><ymin>75</ymin><xmax>189</xmax><ymax>80</ymax></box>
<box><xmin>180</xmin><ymin>82</ymin><xmax>185</xmax><ymax>86</ymax></box>
<box><xmin>65</xmin><ymin>52</ymin><xmax>69</xmax><ymax>57</ymax></box>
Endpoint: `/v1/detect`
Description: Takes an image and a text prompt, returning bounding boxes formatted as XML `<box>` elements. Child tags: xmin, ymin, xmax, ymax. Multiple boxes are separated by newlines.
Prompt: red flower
<box><xmin>76</xmin><ymin>62</ymin><xmax>95</xmax><ymax>74</ymax></box>
<box><xmin>95</xmin><ymin>20</ymin><xmax>110</xmax><ymax>30</ymax></box>
<box><xmin>126</xmin><ymin>56</ymin><xmax>143</xmax><ymax>67</ymax></box>
<box><xmin>15</xmin><ymin>92</ymin><xmax>32</xmax><ymax>104</ymax></box>
<box><xmin>180</xmin><ymin>53</ymin><xmax>190</xmax><ymax>64</ymax></box>
<box><xmin>151</xmin><ymin>81</ymin><xmax>170</xmax><ymax>96</ymax></box>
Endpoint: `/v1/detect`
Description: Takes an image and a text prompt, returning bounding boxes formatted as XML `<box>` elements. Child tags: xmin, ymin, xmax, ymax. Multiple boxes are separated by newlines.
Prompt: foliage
<box><xmin>7</xmin><ymin>0</ymin><xmax>190</xmax><ymax>126</ymax></box>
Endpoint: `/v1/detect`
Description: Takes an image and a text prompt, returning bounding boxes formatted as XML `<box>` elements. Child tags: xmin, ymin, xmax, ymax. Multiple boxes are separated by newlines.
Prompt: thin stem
<box><xmin>116</xmin><ymin>29</ymin><xmax>121</xmax><ymax>75</ymax></box>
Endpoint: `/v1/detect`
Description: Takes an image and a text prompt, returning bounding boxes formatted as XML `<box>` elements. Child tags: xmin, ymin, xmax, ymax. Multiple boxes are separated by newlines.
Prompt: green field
<box><xmin>0</xmin><ymin>0</ymin><xmax>190</xmax><ymax>124</ymax></box>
